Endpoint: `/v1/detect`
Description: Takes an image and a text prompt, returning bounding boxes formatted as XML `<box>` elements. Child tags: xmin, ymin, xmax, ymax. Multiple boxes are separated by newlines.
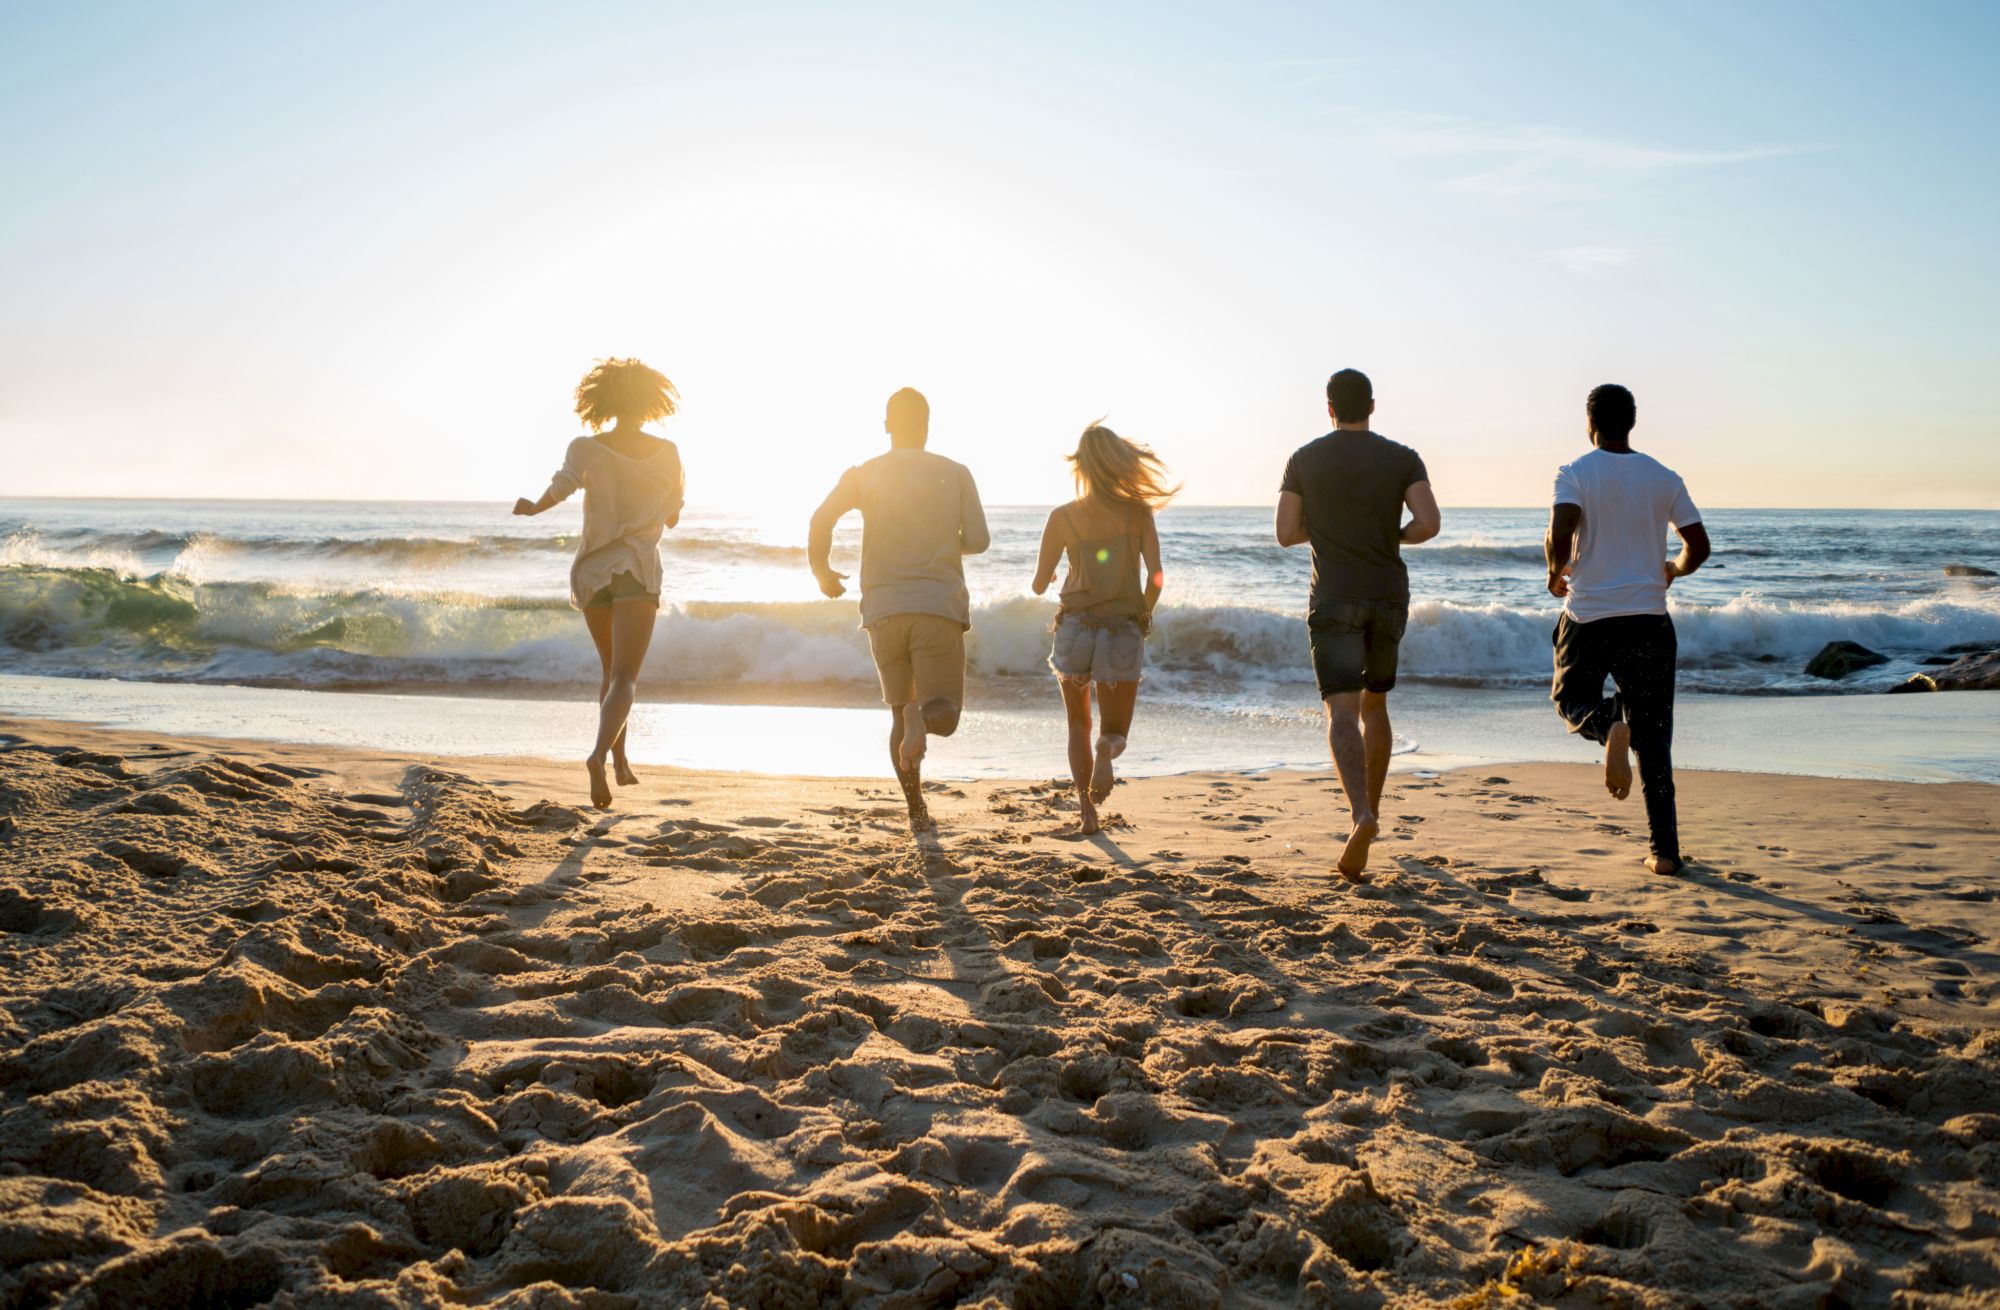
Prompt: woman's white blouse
<box><xmin>538</xmin><ymin>436</ymin><xmax>684</xmax><ymax>608</ymax></box>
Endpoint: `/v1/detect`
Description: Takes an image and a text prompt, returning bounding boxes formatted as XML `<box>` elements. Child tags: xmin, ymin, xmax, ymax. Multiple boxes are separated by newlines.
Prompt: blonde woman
<box><xmin>513</xmin><ymin>358</ymin><xmax>685</xmax><ymax>808</ymax></box>
<box><xmin>1031</xmin><ymin>424</ymin><xmax>1175</xmax><ymax>834</ymax></box>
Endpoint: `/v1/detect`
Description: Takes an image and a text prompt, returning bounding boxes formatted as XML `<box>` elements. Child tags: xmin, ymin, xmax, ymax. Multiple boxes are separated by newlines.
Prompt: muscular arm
<box><xmin>1275</xmin><ymin>491</ymin><xmax>1308</xmax><ymax>547</ymax></box>
<box><xmin>1545</xmin><ymin>502</ymin><xmax>1582</xmax><ymax>596</ymax></box>
<box><xmin>1400</xmin><ymin>479</ymin><xmax>1441</xmax><ymax>544</ymax></box>
<box><xmin>959</xmin><ymin>468</ymin><xmax>991</xmax><ymax>556</ymax></box>
<box><xmin>1667</xmin><ymin>521</ymin><xmax>1711</xmax><ymax>582</ymax></box>
<box><xmin>808</xmin><ymin>473</ymin><xmax>859</xmax><ymax>597</ymax></box>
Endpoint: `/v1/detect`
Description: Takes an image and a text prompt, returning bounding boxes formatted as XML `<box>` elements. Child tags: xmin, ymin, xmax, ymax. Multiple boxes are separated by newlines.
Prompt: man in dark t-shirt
<box><xmin>1276</xmin><ymin>368</ymin><xmax>1440</xmax><ymax>878</ymax></box>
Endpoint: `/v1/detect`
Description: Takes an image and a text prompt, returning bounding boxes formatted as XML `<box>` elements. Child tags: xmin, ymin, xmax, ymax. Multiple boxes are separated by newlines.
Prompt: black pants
<box><xmin>1551</xmin><ymin>612</ymin><xmax>1679</xmax><ymax>862</ymax></box>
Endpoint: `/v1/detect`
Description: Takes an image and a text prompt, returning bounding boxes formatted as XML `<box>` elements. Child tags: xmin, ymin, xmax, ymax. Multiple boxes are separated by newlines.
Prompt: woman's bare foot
<box><xmin>1646</xmin><ymin>854</ymin><xmax>1684</xmax><ymax>875</ymax></box>
<box><xmin>1337</xmin><ymin>815</ymin><xmax>1379</xmax><ymax>879</ymax></box>
<box><xmin>585</xmin><ymin>756</ymin><xmax>612</xmax><ymax>809</ymax></box>
<box><xmin>1604</xmin><ymin>721</ymin><xmax>1633</xmax><ymax>800</ymax></box>
<box><xmin>1077</xmin><ymin>794</ymin><xmax>1101</xmax><ymax>836</ymax></box>
<box><xmin>1089</xmin><ymin>734</ymin><xmax>1124</xmax><ymax>804</ymax></box>
<box><xmin>613</xmin><ymin>758</ymin><xmax>639</xmax><ymax>787</ymax></box>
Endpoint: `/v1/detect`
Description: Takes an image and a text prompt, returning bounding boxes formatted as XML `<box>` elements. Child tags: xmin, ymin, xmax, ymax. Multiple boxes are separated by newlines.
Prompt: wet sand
<box><xmin>2</xmin><ymin>717</ymin><xmax>1997</xmax><ymax>1308</ymax></box>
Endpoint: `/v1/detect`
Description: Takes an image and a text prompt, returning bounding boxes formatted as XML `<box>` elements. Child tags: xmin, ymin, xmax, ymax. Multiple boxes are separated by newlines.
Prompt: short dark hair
<box><xmin>886</xmin><ymin>387</ymin><xmax>930</xmax><ymax>445</ymax></box>
<box><xmin>1326</xmin><ymin>369</ymin><xmax>1372</xmax><ymax>423</ymax></box>
<box><xmin>1587</xmin><ymin>384</ymin><xmax>1636</xmax><ymax>439</ymax></box>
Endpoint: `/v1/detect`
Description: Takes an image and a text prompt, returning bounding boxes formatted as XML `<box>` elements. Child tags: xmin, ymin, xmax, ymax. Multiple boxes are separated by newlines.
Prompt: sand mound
<box><xmin>2</xmin><ymin>734</ymin><xmax>1997</xmax><ymax>1308</ymax></box>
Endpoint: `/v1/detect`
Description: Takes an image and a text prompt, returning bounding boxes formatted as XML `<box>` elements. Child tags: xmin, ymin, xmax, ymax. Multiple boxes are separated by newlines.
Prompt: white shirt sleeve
<box><xmin>1552</xmin><ymin>463</ymin><xmax>1581</xmax><ymax>506</ymax></box>
<box><xmin>540</xmin><ymin>438</ymin><xmax>591</xmax><ymax>505</ymax></box>
<box><xmin>1670</xmin><ymin>477</ymin><xmax>1700</xmax><ymax>528</ymax></box>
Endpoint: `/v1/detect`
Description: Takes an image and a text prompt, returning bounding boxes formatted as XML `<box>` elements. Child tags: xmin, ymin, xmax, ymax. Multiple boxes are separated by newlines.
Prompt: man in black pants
<box><xmin>1544</xmin><ymin>384</ymin><xmax>1711</xmax><ymax>874</ymax></box>
<box><xmin>1277</xmin><ymin>369</ymin><xmax>1441</xmax><ymax>878</ymax></box>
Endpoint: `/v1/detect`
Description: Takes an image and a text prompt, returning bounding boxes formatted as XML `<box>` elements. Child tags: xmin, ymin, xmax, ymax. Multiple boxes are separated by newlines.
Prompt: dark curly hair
<box><xmin>574</xmin><ymin>358</ymin><xmax>679</xmax><ymax>431</ymax></box>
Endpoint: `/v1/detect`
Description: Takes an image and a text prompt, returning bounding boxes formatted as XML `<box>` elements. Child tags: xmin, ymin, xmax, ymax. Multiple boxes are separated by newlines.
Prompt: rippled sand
<box><xmin>2</xmin><ymin>720</ymin><xmax>1996</xmax><ymax>1308</ymax></box>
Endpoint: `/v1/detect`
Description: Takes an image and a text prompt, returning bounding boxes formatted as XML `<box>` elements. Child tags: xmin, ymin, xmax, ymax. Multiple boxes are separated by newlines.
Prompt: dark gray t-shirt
<box><xmin>1280</xmin><ymin>430</ymin><xmax>1429</xmax><ymax>607</ymax></box>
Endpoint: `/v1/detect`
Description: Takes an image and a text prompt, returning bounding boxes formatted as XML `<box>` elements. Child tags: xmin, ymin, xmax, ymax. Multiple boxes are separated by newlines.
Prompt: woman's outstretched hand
<box><xmin>512</xmin><ymin>498</ymin><xmax>539</xmax><ymax>517</ymax></box>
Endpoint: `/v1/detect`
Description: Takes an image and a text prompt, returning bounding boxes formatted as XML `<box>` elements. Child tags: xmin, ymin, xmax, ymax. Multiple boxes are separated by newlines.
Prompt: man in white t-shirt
<box><xmin>1544</xmin><ymin>384</ymin><xmax>1711</xmax><ymax>874</ymax></box>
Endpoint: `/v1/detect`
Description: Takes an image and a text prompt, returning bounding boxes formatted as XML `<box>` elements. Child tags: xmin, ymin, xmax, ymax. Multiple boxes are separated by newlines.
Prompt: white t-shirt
<box><xmin>1552</xmin><ymin>448</ymin><xmax>1701</xmax><ymax>622</ymax></box>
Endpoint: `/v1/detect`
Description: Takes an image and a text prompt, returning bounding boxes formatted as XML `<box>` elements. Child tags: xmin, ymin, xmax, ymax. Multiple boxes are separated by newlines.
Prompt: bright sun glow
<box><xmin>1</xmin><ymin>6</ymin><xmax>1996</xmax><ymax>509</ymax></box>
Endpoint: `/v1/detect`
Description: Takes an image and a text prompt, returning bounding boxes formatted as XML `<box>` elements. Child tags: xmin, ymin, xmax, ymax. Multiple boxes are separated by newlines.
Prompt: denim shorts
<box><xmin>1049</xmin><ymin>614</ymin><xmax>1145</xmax><ymax>684</ymax></box>
<box><xmin>582</xmin><ymin>571</ymin><xmax>660</xmax><ymax>610</ymax></box>
<box><xmin>1307</xmin><ymin>598</ymin><xmax>1408</xmax><ymax>696</ymax></box>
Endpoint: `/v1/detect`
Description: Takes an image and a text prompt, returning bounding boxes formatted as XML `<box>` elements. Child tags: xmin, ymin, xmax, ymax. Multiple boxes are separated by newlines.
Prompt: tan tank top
<box><xmin>1057</xmin><ymin>501</ymin><xmax>1145</xmax><ymax>621</ymax></box>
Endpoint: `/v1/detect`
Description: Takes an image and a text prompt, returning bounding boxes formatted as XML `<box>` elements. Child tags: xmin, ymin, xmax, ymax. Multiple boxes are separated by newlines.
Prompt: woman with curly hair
<box><xmin>1030</xmin><ymin>423</ymin><xmax>1176</xmax><ymax>834</ymax></box>
<box><xmin>514</xmin><ymin>358</ymin><xmax>685</xmax><ymax>808</ymax></box>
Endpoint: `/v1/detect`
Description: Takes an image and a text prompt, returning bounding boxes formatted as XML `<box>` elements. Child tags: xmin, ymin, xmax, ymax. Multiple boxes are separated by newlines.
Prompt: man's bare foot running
<box><xmin>1089</xmin><ymin>733</ymin><xmax>1124</xmax><ymax>804</ymax></box>
<box><xmin>1337</xmin><ymin>815</ymin><xmax>1378</xmax><ymax>879</ymax></box>
<box><xmin>1646</xmin><ymin>854</ymin><xmax>1683</xmax><ymax>875</ymax></box>
<box><xmin>585</xmin><ymin>756</ymin><xmax>613</xmax><ymax>809</ymax></box>
<box><xmin>1603</xmin><ymin>720</ymin><xmax>1633</xmax><ymax>800</ymax></box>
<box><xmin>893</xmin><ymin>761</ymin><xmax>934</xmax><ymax>832</ymax></box>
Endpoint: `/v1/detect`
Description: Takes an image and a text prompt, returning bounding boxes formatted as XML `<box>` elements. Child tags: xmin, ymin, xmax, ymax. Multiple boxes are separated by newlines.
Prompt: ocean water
<box><xmin>3</xmin><ymin>498</ymin><xmax>1995</xmax><ymax>703</ymax></box>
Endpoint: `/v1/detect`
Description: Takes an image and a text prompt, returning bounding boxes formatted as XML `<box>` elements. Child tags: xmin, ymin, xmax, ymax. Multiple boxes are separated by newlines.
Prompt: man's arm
<box><xmin>1545</xmin><ymin>502</ymin><xmax>1582</xmax><ymax>597</ymax></box>
<box><xmin>1275</xmin><ymin>491</ymin><xmax>1308</xmax><ymax>547</ymax></box>
<box><xmin>1665</xmin><ymin>521</ymin><xmax>1711</xmax><ymax>585</ymax></box>
<box><xmin>808</xmin><ymin>471</ymin><xmax>859</xmax><ymax>599</ymax></box>
<box><xmin>959</xmin><ymin>467</ymin><xmax>991</xmax><ymax>556</ymax></box>
<box><xmin>1400</xmin><ymin>479</ymin><xmax>1441</xmax><ymax>544</ymax></box>
<box><xmin>1663</xmin><ymin>481</ymin><xmax>1708</xmax><ymax>586</ymax></box>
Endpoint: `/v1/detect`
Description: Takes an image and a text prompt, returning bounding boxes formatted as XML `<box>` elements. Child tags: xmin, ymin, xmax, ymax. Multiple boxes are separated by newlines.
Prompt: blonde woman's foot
<box><xmin>1077</xmin><ymin>795</ymin><xmax>1101</xmax><ymax>836</ymax></box>
<box><xmin>1089</xmin><ymin>734</ymin><xmax>1124</xmax><ymax>804</ymax></box>
<box><xmin>1603</xmin><ymin>721</ymin><xmax>1633</xmax><ymax>800</ymax></box>
<box><xmin>1337</xmin><ymin>816</ymin><xmax>1378</xmax><ymax>879</ymax></box>
<box><xmin>613</xmin><ymin>758</ymin><xmax>639</xmax><ymax>788</ymax></box>
<box><xmin>585</xmin><ymin>757</ymin><xmax>612</xmax><ymax>809</ymax></box>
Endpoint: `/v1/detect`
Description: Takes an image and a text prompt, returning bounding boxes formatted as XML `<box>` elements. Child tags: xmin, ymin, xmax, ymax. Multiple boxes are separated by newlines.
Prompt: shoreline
<box><xmin>6</xmin><ymin>671</ymin><xmax>1999</xmax><ymax>787</ymax></box>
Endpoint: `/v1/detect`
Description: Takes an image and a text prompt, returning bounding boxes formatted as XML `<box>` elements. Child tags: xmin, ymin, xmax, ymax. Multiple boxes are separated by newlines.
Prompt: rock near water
<box><xmin>1943</xmin><ymin>563</ymin><xmax>1998</xmax><ymax>578</ymax></box>
<box><xmin>1804</xmin><ymin>640</ymin><xmax>1887</xmax><ymax>680</ymax></box>
<box><xmin>1889</xmin><ymin>650</ymin><xmax>2000</xmax><ymax>694</ymax></box>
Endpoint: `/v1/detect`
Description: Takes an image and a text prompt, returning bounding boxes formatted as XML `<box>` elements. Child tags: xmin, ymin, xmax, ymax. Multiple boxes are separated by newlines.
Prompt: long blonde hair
<box><xmin>574</xmin><ymin>357</ymin><xmax>680</xmax><ymax>431</ymax></box>
<box><xmin>1068</xmin><ymin>423</ymin><xmax>1179</xmax><ymax>511</ymax></box>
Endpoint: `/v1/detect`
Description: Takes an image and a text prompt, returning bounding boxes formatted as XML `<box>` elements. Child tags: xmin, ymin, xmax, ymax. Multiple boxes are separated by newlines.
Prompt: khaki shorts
<box><xmin>866</xmin><ymin>613</ymin><xmax>966</xmax><ymax>708</ymax></box>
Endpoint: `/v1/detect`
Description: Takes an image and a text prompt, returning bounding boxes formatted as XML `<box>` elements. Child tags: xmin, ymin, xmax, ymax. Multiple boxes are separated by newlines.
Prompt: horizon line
<box><xmin>1</xmin><ymin>494</ymin><xmax>1995</xmax><ymax>514</ymax></box>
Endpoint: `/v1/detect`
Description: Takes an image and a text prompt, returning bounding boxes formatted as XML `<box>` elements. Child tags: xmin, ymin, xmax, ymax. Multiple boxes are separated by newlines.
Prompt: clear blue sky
<box><xmin>2</xmin><ymin>1</ymin><xmax>1995</xmax><ymax>509</ymax></box>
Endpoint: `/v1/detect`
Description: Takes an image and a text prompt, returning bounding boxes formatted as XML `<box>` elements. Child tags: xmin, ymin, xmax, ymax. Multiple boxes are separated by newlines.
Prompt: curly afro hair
<box><xmin>574</xmin><ymin>358</ymin><xmax>679</xmax><ymax>431</ymax></box>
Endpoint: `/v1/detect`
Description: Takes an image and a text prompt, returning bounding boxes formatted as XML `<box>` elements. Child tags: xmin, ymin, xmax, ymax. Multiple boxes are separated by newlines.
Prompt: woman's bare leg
<box><xmin>583</xmin><ymin>607</ymin><xmax>638</xmax><ymax>785</ymax></box>
<box><xmin>1091</xmin><ymin>679</ymin><xmax>1137</xmax><ymax>803</ymax></box>
<box><xmin>586</xmin><ymin>600</ymin><xmax>656</xmax><ymax>808</ymax></box>
<box><xmin>1058</xmin><ymin>678</ymin><xmax>1099</xmax><ymax>834</ymax></box>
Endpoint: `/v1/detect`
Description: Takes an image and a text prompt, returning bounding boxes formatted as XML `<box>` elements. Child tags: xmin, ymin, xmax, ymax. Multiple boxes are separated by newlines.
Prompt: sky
<box><xmin>2</xmin><ymin>1</ymin><xmax>1997</xmax><ymax>511</ymax></box>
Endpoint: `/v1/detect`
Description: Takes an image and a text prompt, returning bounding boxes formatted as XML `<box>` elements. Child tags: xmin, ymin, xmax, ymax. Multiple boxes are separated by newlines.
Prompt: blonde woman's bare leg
<box><xmin>583</xmin><ymin>607</ymin><xmax>638</xmax><ymax>785</ymax></box>
<box><xmin>1091</xmin><ymin>679</ymin><xmax>1137</xmax><ymax>804</ymax></box>
<box><xmin>586</xmin><ymin>599</ymin><xmax>656</xmax><ymax>808</ymax></box>
<box><xmin>1059</xmin><ymin>678</ymin><xmax>1099</xmax><ymax>834</ymax></box>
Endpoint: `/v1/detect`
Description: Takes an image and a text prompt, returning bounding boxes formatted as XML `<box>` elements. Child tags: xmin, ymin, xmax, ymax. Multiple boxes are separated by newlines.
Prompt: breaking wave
<box><xmin>4</xmin><ymin>563</ymin><xmax>1995</xmax><ymax>698</ymax></box>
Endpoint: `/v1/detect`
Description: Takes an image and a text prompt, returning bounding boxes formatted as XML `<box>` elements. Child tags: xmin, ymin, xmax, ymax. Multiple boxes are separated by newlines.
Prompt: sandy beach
<box><xmin>2</xmin><ymin>717</ymin><xmax>1996</xmax><ymax>1309</ymax></box>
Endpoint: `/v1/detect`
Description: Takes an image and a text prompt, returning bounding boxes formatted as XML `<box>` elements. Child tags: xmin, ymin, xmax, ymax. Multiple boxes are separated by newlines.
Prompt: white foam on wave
<box><xmin>3</xmin><ymin>560</ymin><xmax>1996</xmax><ymax>695</ymax></box>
